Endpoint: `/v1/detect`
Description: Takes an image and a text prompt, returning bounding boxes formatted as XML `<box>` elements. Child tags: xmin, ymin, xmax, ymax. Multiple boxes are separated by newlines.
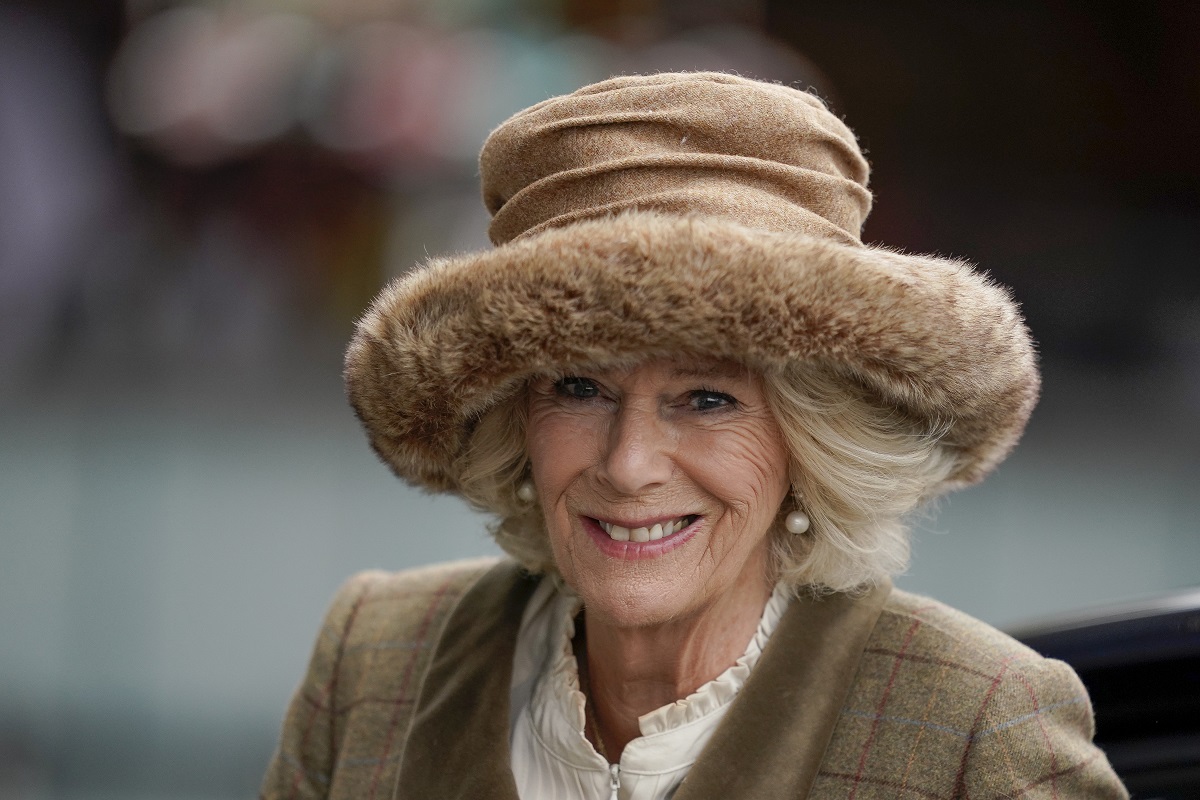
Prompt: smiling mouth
<box><xmin>593</xmin><ymin>515</ymin><xmax>699</xmax><ymax>543</ymax></box>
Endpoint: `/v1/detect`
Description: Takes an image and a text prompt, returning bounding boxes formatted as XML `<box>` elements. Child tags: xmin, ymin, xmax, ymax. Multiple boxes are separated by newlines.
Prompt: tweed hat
<box><xmin>345</xmin><ymin>72</ymin><xmax>1039</xmax><ymax>497</ymax></box>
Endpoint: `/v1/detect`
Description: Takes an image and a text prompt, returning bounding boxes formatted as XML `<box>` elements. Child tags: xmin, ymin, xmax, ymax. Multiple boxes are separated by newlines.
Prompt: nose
<box><xmin>597</xmin><ymin>404</ymin><xmax>673</xmax><ymax>495</ymax></box>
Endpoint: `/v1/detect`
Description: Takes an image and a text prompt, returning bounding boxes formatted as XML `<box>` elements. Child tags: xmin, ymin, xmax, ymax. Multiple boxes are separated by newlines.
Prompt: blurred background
<box><xmin>0</xmin><ymin>0</ymin><xmax>1196</xmax><ymax>797</ymax></box>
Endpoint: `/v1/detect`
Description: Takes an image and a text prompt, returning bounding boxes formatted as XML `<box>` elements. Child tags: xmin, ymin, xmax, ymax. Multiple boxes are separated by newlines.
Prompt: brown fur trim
<box><xmin>345</xmin><ymin>211</ymin><xmax>1038</xmax><ymax>496</ymax></box>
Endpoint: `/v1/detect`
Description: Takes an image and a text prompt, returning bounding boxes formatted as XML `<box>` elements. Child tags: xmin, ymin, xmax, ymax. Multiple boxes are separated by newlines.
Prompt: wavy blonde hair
<box><xmin>454</xmin><ymin>361</ymin><xmax>958</xmax><ymax>593</ymax></box>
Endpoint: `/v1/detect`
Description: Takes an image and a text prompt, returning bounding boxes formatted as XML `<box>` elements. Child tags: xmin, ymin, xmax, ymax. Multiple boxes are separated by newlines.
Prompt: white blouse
<box><xmin>509</xmin><ymin>577</ymin><xmax>791</xmax><ymax>800</ymax></box>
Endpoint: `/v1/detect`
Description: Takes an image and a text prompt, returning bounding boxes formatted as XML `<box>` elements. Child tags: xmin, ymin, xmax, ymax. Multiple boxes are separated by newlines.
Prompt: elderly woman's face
<box><xmin>525</xmin><ymin>358</ymin><xmax>791</xmax><ymax>629</ymax></box>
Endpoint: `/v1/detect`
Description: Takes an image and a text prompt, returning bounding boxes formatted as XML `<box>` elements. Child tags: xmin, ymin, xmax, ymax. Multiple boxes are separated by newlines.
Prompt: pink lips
<box><xmin>582</xmin><ymin>515</ymin><xmax>699</xmax><ymax>560</ymax></box>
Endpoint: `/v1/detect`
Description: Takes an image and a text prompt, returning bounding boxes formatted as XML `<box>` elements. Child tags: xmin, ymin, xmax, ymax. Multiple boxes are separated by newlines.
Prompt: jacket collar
<box><xmin>394</xmin><ymin>561</ymin><xmax>889</xmax><ymax>799</ymax></box>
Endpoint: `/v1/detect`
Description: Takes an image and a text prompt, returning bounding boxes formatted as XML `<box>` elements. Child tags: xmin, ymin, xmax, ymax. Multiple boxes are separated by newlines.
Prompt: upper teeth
<box><xmin>599</xmin><ymin>517</ymin><xmax>691</xmax><ymax>542</ymax></box>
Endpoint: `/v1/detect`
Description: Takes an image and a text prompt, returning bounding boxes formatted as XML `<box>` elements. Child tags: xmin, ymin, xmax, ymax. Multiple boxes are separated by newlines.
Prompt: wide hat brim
<box><xmin>345</xmin><ymin>210</ymin><xmax>1039</xmax><ymax>496</ymax></box>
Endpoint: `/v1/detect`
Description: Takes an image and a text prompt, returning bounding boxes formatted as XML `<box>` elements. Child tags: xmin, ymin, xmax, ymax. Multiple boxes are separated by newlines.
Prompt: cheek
<box><xmin>527</xmin><ymin>413</ymin><xmax>586</xmax><ymax>493</ymax></box>
<box><xmin>762</xmin><ymin>443</ymin><xmax>792</xmax><ymax>502</ymax></box>
<box><xmin>748</xmin><ymin>416</ymin><xmax>792</xmax><ymax>492</ymax></box>
<box><xmin>710</xmin><ymin>429</ymin><xmax>791</xmax><ymax>511</ymax></box>
<box><xmin>525</xmin><ymin>410</ymin><xmax>609</xmax><ymax>543</ymax></box>
<box><xmin>524</xmin><ymin>420</ymin><xmax>577</xmax><ymax>575</ymax></box>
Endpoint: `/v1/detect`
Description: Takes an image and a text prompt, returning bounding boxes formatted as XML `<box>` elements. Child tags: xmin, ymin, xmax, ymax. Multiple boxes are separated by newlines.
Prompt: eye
<box><xmin>688</xmin><ymin>389</ymin><xmax>736</xmax><ymax>412</ymax></box>
<box><xmin>554</xmin><ymin>376</ymin><xmax>601</xmax><ymax>399</ymax></box>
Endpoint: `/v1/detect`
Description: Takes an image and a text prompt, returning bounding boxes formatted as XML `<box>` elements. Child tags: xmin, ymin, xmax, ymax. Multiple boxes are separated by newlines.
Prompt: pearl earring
<box><xmin>785</xmin><ymin>509</ymin><xmax>811</xmax><ymax>535</ymax></box>
<box><xmin>516</xmin><ymin>480</ymin><xmax>536</xmax><ymax>503</ymax></box>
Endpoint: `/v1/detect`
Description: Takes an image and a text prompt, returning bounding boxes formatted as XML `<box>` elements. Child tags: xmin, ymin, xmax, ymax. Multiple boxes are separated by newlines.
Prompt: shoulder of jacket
<box><xmin>874</xmin><ymin>587</ymin><xmax>1044</xmax><ymax>671</ymax></box>
<box><xmin>320</xmin><ymin>558</ymin><xmax>512</xmax><ymax>736</ymax></box>
<box><xmin>303</xmin><ymin>557</ymin><xmax>509</xmax><ymax>668</ymax></box>
<box><xmin>866</xmin><ymin>587</ymin><xmax>1094</xmax><ymax>718</ymax></box>
<box><xmin>343</xmin><ymin>555</ymin><xmax>505</xmax><ymax>598</ymax></box>
<box><xmin>817</xmin><ymin>588</ymin><xmax>1124</xmax><ymax>797</ymax></box>
<box><xmin>329</xmin><ymin>556</ymin><xmax>507</xmax><ymax>640</ymax></box>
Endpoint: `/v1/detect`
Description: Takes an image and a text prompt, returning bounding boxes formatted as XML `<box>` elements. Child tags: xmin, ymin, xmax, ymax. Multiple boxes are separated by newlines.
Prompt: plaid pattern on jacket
<box><xmin>261</xmin><ymin>559</ymin><xmax>1127</xmax><ymax>799</ymax></box>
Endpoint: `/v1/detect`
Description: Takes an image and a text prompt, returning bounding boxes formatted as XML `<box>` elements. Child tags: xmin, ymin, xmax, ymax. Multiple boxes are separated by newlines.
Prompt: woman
<box><xmin>261</xmin><ymin>73</ymin><xmax>1127</xmax><ymax>798</ymax></box>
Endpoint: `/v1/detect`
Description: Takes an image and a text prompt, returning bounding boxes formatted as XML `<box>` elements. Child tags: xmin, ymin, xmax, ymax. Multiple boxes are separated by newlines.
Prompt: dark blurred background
<box><xmin>1</xmin><ymin>0</ymin><xmax>1196</xmax><ymax>797</ymax></box>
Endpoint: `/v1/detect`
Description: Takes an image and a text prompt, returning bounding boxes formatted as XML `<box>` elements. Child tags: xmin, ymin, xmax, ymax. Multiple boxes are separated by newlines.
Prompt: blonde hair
<box><xmin>454</xmin><ymin>362</ymin><xmax>959</xmax><ymax>593</ymax></box>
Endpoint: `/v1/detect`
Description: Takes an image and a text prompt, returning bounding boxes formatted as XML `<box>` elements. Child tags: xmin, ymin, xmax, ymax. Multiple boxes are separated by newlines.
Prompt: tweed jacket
<box><xmin>261</xmin><ymin>558</ymin><xmax>1127</xmax><ymax>800</ymax></box>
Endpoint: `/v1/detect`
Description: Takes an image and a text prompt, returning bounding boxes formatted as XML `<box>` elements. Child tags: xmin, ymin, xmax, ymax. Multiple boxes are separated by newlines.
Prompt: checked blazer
<box><xmin>261</xmin><ymin>558</ymin><xmax>1127</xmax><ymax>799</ymax></box>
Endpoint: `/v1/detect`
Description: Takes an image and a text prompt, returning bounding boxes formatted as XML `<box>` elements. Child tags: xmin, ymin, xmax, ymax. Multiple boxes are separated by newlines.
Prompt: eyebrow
<box><xmin>670</xmin><ymin>362</ymin><xmax>748</xmax><ymax>381</ymax></box>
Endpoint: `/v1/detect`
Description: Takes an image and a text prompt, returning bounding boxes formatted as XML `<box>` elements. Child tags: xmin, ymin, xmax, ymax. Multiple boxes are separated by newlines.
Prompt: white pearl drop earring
<box><xmin>785</xmin><ymin>509</ymin><xmax>811</xmax><ymax>535</ymax></box>
<box><xmin>516</xmin><ymin>480</ymin><xmax>536</xmax><ymax>503</ymax></box>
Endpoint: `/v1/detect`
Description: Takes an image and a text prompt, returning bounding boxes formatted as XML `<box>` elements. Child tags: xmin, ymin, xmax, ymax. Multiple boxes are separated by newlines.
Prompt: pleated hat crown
<box><xmin>480</xmin><ymin>73</ymin><xmax>873</xmax><ymax>247</ymax></box>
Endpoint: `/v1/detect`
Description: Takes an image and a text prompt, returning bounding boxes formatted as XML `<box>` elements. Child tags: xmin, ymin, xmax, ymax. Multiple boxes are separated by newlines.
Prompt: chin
<box><xmin>574</xmin><ymin>574</ymin><xmax>704</xmax><ymax>630</ymax></box>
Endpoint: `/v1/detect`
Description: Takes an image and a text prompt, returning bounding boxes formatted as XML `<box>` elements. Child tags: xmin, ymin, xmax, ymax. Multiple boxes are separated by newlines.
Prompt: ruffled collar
<box><xmin>518</xmin><ymin>578</ymin><xmax>791</xmax><ymax>774</ymax></box>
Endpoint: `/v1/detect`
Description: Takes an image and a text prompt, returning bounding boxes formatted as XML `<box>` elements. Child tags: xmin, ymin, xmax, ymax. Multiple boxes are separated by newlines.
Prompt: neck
<box><xmin>577</xmin><ymin>579</ymin><xmax>772</xmax><ymax>761</ymax></box>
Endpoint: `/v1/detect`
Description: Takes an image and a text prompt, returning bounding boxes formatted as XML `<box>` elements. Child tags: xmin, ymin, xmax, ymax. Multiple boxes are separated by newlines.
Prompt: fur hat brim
<box><xmin>345</xmin><ymin>211</ymin><xmax>1039</xmax><ymax>495</ymax></box>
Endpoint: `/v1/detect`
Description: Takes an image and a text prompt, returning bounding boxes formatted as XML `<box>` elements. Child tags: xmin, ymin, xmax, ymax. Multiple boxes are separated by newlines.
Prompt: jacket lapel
<box><xmin>675</xmin><ymin>580</ymin><xmax>891</xmax><ymax>799</ymax></box>
<box><xmin>393</xmin><ymin>560</ymin><xmax>533</xmax><ymax>800</ymax></box>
